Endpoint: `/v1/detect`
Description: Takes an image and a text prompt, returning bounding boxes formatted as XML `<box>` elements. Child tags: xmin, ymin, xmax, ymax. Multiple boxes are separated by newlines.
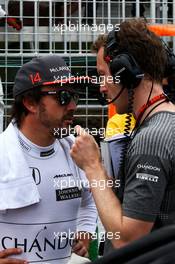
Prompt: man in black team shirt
<box><xmin>70</xmin><ymin>18</ymin><xmax>175</xmax><ymax>253</ymax></box>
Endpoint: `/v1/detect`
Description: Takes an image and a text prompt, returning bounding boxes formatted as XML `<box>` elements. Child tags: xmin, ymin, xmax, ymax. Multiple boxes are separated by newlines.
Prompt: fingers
<box><xmin>72</xmin><ymin>240</ymin><xmax>88</xmax><ymax>257</ymax></box>
<box><xmin>0</xmin><ymin>249</ymin><xmax>22</xmax><ymax>258</ymax></box>
<box><xmin>74</xmin><ymin>125</ymin><xmax>97</xmax><ymax>145</ymax></box>
<box><xmin>0</xmin><ymin>258</ymin><xmax>27</xmax><ymax>264</ymax></box>
<box><xmin>70</xmin><ymin>125</ymin><xmax>101</xmax><ymax>171</ymax></box>
<box><xmin>70</xmin><ymin>125</ymin><xmax>88</xmax><ymax>154</ymax></box>
<box><xmin>0</xmin><ymin>248</ymin><xmax>27</xmax><ymax>264</ymax></box>
<box><xmin>74</xmin><ymin>125</ymin><xmax>84</xmax><ymax>136</ymax></box>
<box><xmin>74</xmin><ymin>126</ymin><xmax>98</xmax><ymax>147</ymax></box>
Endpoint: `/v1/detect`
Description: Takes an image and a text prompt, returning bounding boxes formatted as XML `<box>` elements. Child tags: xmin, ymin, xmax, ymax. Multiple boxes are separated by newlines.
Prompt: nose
<box><xmin>100</xmin><ymin>83</ymin><xmax>108</xmax><ymax>94</ymax></box>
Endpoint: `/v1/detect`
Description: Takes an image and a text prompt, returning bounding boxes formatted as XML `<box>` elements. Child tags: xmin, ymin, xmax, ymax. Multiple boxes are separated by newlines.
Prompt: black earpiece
<box><xmin>162</xmin><ymin>40</ymin><xmax>175</xmax><ymax>103</ymax></box>
<box><xmin>164</xmin><ymin>48</ymin><xmax>175</xmax><ymax>77</ymax></box>
<box><xmin>109</xmin><ymin>53</ymin><xmax>144</xmax><ymax>89</ymax></box>
<box><xmin>167</xmin><ymin>54</ymin><xmax>175</xmax><ymax>77</ymax></box>
<box><xmin>163</xmin><ymin>42</ymin><xmax>175</xmax><ymax>77</ymax></box>
<box><xmin>105</xmin><ymin>29</ymin><xmax>144</xmax><ymax>89</ymax></box>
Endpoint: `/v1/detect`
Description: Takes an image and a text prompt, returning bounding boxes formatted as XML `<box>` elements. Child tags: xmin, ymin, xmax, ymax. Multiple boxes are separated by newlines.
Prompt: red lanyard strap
<box><xmin>137</xmin><ymin>93</ymin><xmax>167</xmax><ymax>123</ymax></box>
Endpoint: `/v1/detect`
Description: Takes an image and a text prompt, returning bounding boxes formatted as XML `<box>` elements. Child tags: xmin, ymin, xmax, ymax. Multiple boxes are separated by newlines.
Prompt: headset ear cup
<box><xmin>109</xmin><ymin>54</ymin><xmax>143</xmax><ymax>89</ymax></box>
<box><xmin>164</xmin><ymin>54</ymin><xmax>175</xmax><ymax>77</ymax></box>
<box><xmin>162</xmin><ymin>39</ymin><xmax>175</xmax><ymax>78</ymax></box>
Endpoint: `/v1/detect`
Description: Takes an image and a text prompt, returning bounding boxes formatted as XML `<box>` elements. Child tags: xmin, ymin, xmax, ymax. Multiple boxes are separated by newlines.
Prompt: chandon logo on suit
<box><xmin>137</xmin><ymin>163</ymin><xmax>160</xmax><ymax>172</ymax></box>
<box><xmin>30</xmin><ymin>167</ymin><xmax>41</xmax><ymax>185</ymax></box>
<box><xmin>1</xmin><ymin>226</ymin><xmax>74</xmax><ymax>260</ymax></box>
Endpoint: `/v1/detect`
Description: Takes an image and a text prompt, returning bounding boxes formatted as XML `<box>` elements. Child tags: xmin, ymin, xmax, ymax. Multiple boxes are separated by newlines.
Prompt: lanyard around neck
<box><xmin>136</xmin><ymin>93</ymin><xmax>167</xmax><ymax>125</ymax></box>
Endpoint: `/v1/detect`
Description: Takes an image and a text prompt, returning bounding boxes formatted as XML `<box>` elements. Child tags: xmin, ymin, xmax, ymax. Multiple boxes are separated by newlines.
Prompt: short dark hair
<box><xmin>11</xmin><ymin>87</ymin><xmax>42</xmax><ymax>128</ymax></box>
<box><xmin>110</xmin><ymin>19</ymin><xmax>167</xmax><ymax>83</ymax></box>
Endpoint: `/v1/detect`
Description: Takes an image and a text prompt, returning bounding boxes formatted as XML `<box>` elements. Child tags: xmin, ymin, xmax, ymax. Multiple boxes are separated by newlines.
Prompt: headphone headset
<box><xmin>161</xmin><ymin>40</ymin><xmax>175</xmax><ymax>103</ymax></box>
<box><xmin>99</xmin><ymin>27</ymin><xmax>175</xmax><ymax>105</ymax></box>
<box><xmin>104</xmin><ymin>28</ymin><xmax>144</xmax><ymax>90</ymax></box>
<box><xmin>163</xmin><ymin>40</ymin><xmax>175</xmax><ymax>78</ymax></box>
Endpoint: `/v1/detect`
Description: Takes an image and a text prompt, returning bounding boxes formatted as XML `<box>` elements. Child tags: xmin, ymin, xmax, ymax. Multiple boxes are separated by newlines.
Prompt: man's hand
<box><xmin>70</xmin><ymin>126</ymin><xmax>101</xmax><ymax>173</ymax></box>
<box><xmin>72</xmin><ymin>239</ymin><xmax>88</xmax><ymax>257</ymax></box>
<box><xmin>0</xmin><ymin>248</ymin><xmax>27</xmax><ymax>264</ymax></box>
<box><xmin>72</xmin><ymin>231</ymin><xmax>92</xmax><ymax>257</ymax></box>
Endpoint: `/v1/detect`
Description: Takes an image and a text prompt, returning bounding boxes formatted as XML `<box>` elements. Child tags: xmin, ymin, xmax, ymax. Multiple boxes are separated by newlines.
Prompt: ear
<box><xmin>22</xmin><ymin>97</ymin><xmax>38</xmax><ymax>114</ymax></box>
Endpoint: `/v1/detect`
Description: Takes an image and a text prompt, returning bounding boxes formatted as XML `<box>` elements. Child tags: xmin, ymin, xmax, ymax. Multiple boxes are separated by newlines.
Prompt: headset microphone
<box><xmin>98</xmin><ymin>86</ymin><xmax>125</xmax><ymax>105</ymax></box>
<box><xmin>97</xmin><ymin>96</ymin><xmax>108</xmax><ymax>106</ymax></box>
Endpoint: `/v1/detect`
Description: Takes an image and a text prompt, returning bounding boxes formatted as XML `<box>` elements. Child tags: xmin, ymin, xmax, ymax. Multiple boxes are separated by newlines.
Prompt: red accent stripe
<box><xmin>42</xmin><ymin>76</ymin><xmax>91</xmax><ymax>86</ymax></box>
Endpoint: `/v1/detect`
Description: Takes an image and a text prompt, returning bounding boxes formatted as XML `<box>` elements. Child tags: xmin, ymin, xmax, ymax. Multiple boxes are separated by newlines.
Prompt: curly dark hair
<box><xmin>91</xmin><ymin>34</ymin><xmax>107</xmax><ymax>53</ymax></box>
<box><xmin>92</xmin><ymin>19</ymin><xmax>167</xmax><ymax>84</ymax></box>
<box><xmin>10</xmin><ymin>87</ymin><xmax>42</xmax><ymax>128</ymax></box>
<box><xmin>111</xmin><ymin>19</ymin><xmax>167</xmax><ymax>83</ymax></box>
